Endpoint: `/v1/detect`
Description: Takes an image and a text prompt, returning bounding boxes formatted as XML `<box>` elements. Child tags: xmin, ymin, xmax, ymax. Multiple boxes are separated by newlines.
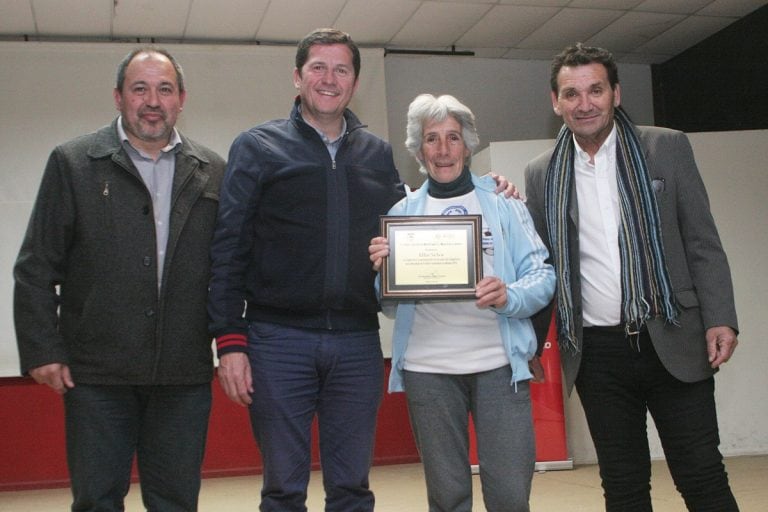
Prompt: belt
<box><xmin>583</xmin><ymin>325</ymin><xmax>626</xmax><ymax>334</ymax></box>
<box><xmin>583</xmin><ymin>323</ymin><xmax>647</xmax><ymax>335</ymax></box>
<box><xmin>583</xmin><ymin>323</ymin><xmax>647</xmax><ymax>352</ymax></box>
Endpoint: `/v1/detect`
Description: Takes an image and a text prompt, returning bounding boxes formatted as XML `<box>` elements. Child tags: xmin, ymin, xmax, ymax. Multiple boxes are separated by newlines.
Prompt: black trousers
<box><xmin>575</xmin><ymin>329</ymin><xmax>739</xmax><ymax>512</ymax></box>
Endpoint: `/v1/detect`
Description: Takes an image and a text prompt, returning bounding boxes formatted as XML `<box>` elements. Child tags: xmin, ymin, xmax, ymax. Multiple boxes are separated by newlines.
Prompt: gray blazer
<box><xmin>524</xmin><ymin>125</ymin><xmax>738</xmax><ymax>394</ymax></box>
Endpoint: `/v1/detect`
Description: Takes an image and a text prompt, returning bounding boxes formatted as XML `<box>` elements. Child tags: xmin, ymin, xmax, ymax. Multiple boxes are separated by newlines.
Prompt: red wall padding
<box><xmin>0</xmin><ymin>361</ymin><xmax>419</xmax><ymax>491</ymax></box>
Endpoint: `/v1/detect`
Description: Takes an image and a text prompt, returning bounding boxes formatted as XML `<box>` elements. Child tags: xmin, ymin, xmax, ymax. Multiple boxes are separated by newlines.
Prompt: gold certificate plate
<box><xmin>380</xmin><ymin>215</ymin><xmax>482</xmax><ymax>299</ymax></box>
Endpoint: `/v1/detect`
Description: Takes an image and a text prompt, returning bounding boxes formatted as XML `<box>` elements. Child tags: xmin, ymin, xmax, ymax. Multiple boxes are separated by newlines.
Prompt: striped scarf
<box><xmin>544</xmin><ymin>107</ymin><xmax>678</xmax><ymax>353</ymax></box>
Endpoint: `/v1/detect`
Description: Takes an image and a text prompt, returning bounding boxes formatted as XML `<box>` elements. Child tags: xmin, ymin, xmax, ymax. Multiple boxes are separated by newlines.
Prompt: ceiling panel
<box><xmin>389</xmin><ymin>1</ymin><xmax>492</xmax><ymax>47</ymax></box>
<box><xmin>0</xmin><ymin>0</ymin><xmax>762</xmax><ymax>64</ymax></box>
<box><xmin>499</xmin><ymin>0</ymin><xmax>569</xmax><ymax>6</ymax></box>
<box><xmin>112</xmin><ymin>0</ymin><xmax>190</xmax><ymax>39</ymax></box>
<box><xmin>635</xmin><ymin>0</ymin><xmax>713</xmax><ymax>14</ymax></box>
<box><xmin>0</xmin><ymin>0</ymin><xmax>35</xmax><ymax>34</ymax></box>
<box><xmin>569</xmin><ymin>0</ymin><xmax>643</xmax><ymax>8</ymax></box>
<box><xmin>333</xmin><ymin>0</ymin><xmax>420</xmax><ymax>45</ymax></box>
<box><xmin>633</xmin><ymin>14</ymin><xmax>736</xmax><ymax>55</ymax></box>
<box><xmin>255</xmin><ymin>0</ymin><xmax>346</xmax><ymax>43</ymax></box>
<box><xmin>457</xmin><ymin>5</ymin><xmax>561</xmax><ymax>48</ymax></box>
<box><xmin>586</xmin><ymin>11</ymin><xmax>686</xmax><ymax>53</ymax></box>
<box><xmin>33</xmin><ymin>0</ymin><xmax>112</xmax><ymax>37</ymax></box>
<box><xmin>185</xmin><ymin>0</ymin><xmax>268</xmax><ymax>40</ymax></box>
<box><xmin>517</xmin><ymin>8</ymin><xmax>626</xmax><ymax>50</ymax></box>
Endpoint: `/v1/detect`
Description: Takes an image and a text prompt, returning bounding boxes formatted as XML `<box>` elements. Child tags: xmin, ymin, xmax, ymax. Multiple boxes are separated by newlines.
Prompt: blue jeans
<box><xmin>63</xmin><ymin>383</ymin><xmax>212</xmax><ymax>512</ymax></box>
<box><xmin>576</xmin><ymin>329</ymin><xmax>738</xmax><ymax>512</ymax></box>
<box><xmin>404</xmin><ymin>367</ymin><xmax>535</xmax><ymax>512</ymax></box>
<box><xmin>246</xmin><ymin>321</ymin><xmax>384</xmax><ymax>512</ymax></box>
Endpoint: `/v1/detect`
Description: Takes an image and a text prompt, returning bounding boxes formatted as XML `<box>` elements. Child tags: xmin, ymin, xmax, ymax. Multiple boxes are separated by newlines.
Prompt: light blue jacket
<box><xmin>384</xmin><ymin>173</ymin><xmax>555</xmax><ymax>392</ymax></box>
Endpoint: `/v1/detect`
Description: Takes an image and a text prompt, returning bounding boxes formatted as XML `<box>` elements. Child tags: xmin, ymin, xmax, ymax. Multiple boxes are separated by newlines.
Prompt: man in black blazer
<box><xmin>525</xmin><ymin>43</ymin><xmax>739</xmax><ymax>511</ymax></box>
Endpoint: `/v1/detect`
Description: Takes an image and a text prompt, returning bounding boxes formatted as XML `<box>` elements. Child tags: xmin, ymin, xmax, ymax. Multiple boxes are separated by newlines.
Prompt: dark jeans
<box><xmin>64</xmin><ymin>383</ymin><xmax>212</xmax><ymax>512</ymax></box>
<box><xmin>246</xmin><ymin>321</ymin><xmax>384</xmax><ymax>512</ymax></box>
<box><xmin>575</xmin><ymin>329</ymin><xmax>738</xmax><ymax>512</ymax></box>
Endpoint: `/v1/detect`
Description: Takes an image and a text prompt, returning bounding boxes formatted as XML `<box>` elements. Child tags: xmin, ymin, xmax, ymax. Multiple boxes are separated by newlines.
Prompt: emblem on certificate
<box><xmin>379</xmin><ymin>215</ymin><xmax>483</xmax><ymax>299</ymax></box>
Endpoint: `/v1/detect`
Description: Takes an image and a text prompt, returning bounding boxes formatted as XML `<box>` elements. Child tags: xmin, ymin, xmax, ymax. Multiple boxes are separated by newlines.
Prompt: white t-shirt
<box><xmin>404</xmin><ymin>190</ymin><xmax>508</xmax><ymax>375</ymax></box>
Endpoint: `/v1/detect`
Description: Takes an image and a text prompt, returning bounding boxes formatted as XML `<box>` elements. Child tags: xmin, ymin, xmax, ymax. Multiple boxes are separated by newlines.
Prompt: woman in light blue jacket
<box><xmin>369</xmin><ymin>94</ymin><xmax>555</xmax><ymax>512</ymax></box>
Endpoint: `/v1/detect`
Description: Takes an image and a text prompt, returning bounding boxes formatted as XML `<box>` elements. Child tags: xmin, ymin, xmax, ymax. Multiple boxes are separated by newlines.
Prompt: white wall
<box><xmin>0</xmin><ymin>41</ymin><xmax>389</xmax><ymax>377</ymax></box>
<box><xmin>1</xmin><ymin>44</ymin><xmax>653</xmax><ymax>375</ymax></box>
<box><xmin>475</xmin><ymin>130</ymin><xmax>768</xmax><ymax>463</ymax></box>
<box><xmin>384</xmin><ymin>54</ymin><xmax>654</xmax><ymax>186</ymax></box>
<box><xmin>3</xmin><ymin>41</ymin><xmax>764</xmax><ymax>465</ymax></box>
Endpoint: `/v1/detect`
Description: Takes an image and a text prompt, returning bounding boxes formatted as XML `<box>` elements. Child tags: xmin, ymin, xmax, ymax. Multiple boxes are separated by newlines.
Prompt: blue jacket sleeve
<box><xmin>493</xmin><ymin>196</ymin><xmax>555</xmax><ymax>319</ymax></box>
<box><xmin>207</xmin><ymin>131</ymin><xmax>263</xmax><ymax>355</ymax></box>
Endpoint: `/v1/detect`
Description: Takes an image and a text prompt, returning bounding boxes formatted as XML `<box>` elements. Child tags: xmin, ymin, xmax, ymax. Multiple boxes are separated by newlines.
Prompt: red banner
<box><xmin>470</xmin><ymin>313</ymin><xmax>571</xmax><ymax>468</ymax></box>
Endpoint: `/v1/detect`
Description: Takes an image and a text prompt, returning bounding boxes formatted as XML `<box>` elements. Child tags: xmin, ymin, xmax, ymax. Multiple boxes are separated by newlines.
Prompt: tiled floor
<box><xmin>1</xmin><ymin>455</ymin><xmax>764</xmax><ymax>511</ymax></box>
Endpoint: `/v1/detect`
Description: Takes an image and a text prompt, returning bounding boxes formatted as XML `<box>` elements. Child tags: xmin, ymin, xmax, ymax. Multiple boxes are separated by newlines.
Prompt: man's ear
<box><xmin>293</xmin><ymin>68</ymin><xmax>301</xmax><ymax>89</ymax></box>
<box><xmin>551</xmin><ymin>91</ymin><xmax>561</xmax><ymax>116</ymax></box>
<box><xmin>113</xmin><ymin>88</ymin><xmax>122</xmax><ymax>112</ymax></box>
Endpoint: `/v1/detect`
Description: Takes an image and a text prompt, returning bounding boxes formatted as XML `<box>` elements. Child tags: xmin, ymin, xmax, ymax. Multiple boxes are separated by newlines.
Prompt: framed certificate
<box><xmin>380</xmin><ymin>215</ymin><xmax>483</xmax><ymax>299</ymax></box>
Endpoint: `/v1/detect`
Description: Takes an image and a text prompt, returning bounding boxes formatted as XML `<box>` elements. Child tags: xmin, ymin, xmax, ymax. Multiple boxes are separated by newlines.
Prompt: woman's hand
<box><xmin>369</xmin><ymin>236</ymin><xmax>390</xmax><ymax>272</ymax></box>
<box><xmin>475</xmin><ymin>276</ymin><xmax>508</xmax><ymax>309</ymax></box>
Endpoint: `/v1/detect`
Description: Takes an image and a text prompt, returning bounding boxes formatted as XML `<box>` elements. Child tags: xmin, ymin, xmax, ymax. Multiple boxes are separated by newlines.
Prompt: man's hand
<box><xmin>706</xmin><ymin>325</ymin><xmax>738</xmax><ymax>368</ymax></box>
<box><xmin>489</xmin><ymin>172</ymin><xmax>521</xmax><ymax>200</ymax></box>
<box><xmin>217</xmin><ymin>352</ymin><xmax>254</xmax><ymax>406</ymax></box>
<box><xmin>369</xmin><ymin>236</ymin><xmax>390</xmax><ymax>272</ymax></box>
<box><xmin>29</xmin><ymin>363</ymin><xmax>75</xmax><ymax>394</ymax></box>
<box><xmin>475</xmin><ymin>276</ymin><xmax>508</xmax><ymax>309</ymax></box>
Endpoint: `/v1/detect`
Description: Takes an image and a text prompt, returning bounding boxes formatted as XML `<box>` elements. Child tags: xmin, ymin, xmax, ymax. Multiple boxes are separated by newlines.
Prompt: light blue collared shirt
<box><xmin>117</xmin><ymin>116</ymin><xmax>182</xmax><ymax>289</ymax></box>
<box><xmin>299</xmin><ymin>105</ymin><xmax>347</xmax><ymax>160</ymax></box>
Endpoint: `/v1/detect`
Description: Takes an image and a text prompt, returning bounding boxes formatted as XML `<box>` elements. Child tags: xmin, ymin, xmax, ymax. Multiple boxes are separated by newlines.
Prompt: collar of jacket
<box><xmin>289</xmin><ymin>96</ymin><xmax>366</xmax><ymax>139</ymax></box>
<box><xmin>85</xmin><ymin>118</ymin><xmax>211</xmax><ymax>165</ymax></box>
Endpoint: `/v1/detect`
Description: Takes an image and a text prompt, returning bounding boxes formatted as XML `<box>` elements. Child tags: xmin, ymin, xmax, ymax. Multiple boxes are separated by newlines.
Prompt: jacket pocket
<box><xmin>675</xmin><ymin>289</ymin><xmax>699</xmax><ymax>309</ymax></box>
<box><xmin>100</xmin><ymin>180</ymin><xmax>113</xmax><ymax>231</ymax></box>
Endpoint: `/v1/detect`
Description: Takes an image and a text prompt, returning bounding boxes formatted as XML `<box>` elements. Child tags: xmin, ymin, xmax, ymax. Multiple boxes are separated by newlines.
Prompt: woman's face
<box><xmin>418</xmin><ymin>115</ymin><xmax>470</xmax><ymax>183</ymax></box>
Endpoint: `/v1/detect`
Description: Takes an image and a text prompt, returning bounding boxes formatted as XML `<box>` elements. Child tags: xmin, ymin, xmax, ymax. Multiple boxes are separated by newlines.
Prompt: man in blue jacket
<box><xmin>207</xmin><ymin>28</ymin><xmax>404</xmax><ymax>512</ymax></box>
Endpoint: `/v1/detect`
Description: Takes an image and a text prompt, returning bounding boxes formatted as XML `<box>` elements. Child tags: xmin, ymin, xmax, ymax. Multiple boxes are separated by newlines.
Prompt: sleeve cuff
<box><xmin>215</xmin><ymin>333</ymin><xmax>248</xmax><ymax>356</ymax></box>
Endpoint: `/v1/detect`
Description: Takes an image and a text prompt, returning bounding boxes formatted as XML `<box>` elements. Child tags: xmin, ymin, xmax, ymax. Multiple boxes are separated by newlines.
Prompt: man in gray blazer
<box><xmin>525</xmin><ymin>43</ymin><xmax>739</xmax><ymax>511</ymax></box>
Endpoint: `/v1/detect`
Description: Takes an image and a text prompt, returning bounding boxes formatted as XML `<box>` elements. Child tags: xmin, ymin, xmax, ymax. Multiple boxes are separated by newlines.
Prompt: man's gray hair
<box><xmin>405</xmin><ymin>94</ymin><xmax>479</xmax><ymax>173</ymax></box>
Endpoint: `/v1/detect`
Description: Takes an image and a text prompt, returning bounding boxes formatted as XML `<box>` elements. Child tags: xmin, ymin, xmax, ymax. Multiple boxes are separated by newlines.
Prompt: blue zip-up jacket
<box><xmin>385</xmin><ymin>172</ymin><xmax>555</xmax><ymax>392</ymax></box>
<box><xmin>208</xmin><ymin>99</ymin><xmax>404</xmax><ymax>355</ymax></box>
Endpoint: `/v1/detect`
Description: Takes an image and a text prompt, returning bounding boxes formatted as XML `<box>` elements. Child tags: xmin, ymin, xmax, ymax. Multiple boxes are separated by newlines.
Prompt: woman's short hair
<box><xmin>405</xmin><ymin>94</ymin><xmax>479</xmax><ymax>173</ymax></box>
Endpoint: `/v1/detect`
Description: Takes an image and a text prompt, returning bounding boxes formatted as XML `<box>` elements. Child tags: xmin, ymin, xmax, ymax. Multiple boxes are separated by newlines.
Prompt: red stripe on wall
<box><xmin>0</xmin><ymin>361</ymin><xmax>420</xmax><ymax>491</ymax></box>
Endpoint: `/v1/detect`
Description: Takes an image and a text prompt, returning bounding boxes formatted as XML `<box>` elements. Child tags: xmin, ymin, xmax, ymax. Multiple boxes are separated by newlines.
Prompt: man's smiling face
<box><xmin>293</xmin><ymin>43</ymin><xmax>359</xmax><ymax>129</ymax></box>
